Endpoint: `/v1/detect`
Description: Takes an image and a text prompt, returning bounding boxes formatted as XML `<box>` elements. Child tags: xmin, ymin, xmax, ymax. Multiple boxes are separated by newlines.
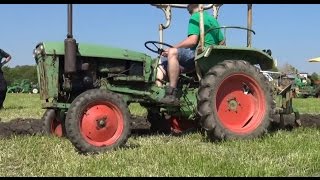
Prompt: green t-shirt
<box><xmin>188</xmin><ymin>11</ymin><xmax>224</xmax><ymax>49</ymax></box>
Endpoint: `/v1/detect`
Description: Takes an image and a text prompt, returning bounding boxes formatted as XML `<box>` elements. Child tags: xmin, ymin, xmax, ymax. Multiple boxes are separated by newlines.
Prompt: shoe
<box><xmin>159</xmin><ymin>87</ymin><xmax>180</xmax><ymax>106</ymax></box>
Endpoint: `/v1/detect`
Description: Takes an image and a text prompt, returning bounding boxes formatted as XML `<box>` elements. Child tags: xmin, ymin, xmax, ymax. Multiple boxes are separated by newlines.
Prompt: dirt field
<box><xmin>0</xmin><ymin>116</ymin><xmax>151</xmax><ymax>139</ymax></box>
<box><xmin>0</xmin><ymin>114</ymin><xmax>319</xmax><ymax>139</ymax></box>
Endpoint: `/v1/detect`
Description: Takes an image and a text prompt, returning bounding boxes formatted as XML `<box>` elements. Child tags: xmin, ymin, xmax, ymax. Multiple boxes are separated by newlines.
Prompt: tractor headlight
<box><xmin>33</xmin><ymin>43</ymin><xmax>45</xmax><ymax>58</ymax></box>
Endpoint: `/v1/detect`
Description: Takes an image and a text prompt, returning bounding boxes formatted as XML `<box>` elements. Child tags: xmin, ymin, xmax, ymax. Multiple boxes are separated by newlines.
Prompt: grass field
<box><xmin>0</xmin><ymin>94</ymin><xmax>320</xmax><ymax>176</ymax></box>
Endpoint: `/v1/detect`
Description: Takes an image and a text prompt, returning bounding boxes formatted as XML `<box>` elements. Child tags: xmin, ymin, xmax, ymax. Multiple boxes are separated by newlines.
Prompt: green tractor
<box><xmin>7</xmin><ymin>81</ymin><xmax>23</xmax><ymax>93</ymax></box>
<box><xmin>31</xmin><ymin>83</ymin><xmax>39</xmax><ymax>94</ymax></box>
<box><xmin>292</xmin><ymin>73</ymin><xmax>320</xmax><ymax>98</ymax></box>
<box><xmin>7</xmin><ymin>79</ymin><xmax>30</xmax><ymax>93</ymax></box>
<box><xmin>7</xmin><ymin>79</ymin><xmax>39</xmax><ymax>94</ymax></box>
<box><xmin>33</xmin><ymin>4</ymin><xmax>299</xmax><ymax>154</ymax></box>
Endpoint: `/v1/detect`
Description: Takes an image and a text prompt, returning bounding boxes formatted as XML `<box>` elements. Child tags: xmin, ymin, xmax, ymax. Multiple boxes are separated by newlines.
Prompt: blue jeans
<box><xmin>160</xmin><ymin>48</ymin><xmax>195</xmax><ymax>72</ymax></box>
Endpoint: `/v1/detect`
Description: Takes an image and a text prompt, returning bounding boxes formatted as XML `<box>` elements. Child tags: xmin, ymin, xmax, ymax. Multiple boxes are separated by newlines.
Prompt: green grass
<box><xmin>0</xmin><ymin>94</ymin><xmax>44</xmax><ymax>121</ymax></box>
<box><xmin>0</xmin><ymin>94</ymin><xmax>320</xmax><ymax>177</ymax></box>
<box><xmin>293</xmin><ymin>98</ymin><xmax>320</xmax><ymax>114</ymax></box>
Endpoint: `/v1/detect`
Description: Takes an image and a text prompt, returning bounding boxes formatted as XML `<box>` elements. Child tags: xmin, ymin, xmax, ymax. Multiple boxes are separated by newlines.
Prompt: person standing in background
<box><xmin>0</xmin><ymin>49</ymin><xmax>12</xmax><ymax>109</ymax></box>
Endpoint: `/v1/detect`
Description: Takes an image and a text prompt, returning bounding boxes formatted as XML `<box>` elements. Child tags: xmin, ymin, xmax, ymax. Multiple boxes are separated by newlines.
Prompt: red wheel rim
<box><xmin>50</xmin><ymin>118</ymin><xmax>63</xmax><ymax>137</ymax></box>
<box><xmin>80</xmin><ymin>103</ymin><xmax>124</xmax><ymax>147</ymax></box>
<box><xmin>216</xmin><ymin>73</ymin><xmax>266</xmax><ymax>134</ymax></box>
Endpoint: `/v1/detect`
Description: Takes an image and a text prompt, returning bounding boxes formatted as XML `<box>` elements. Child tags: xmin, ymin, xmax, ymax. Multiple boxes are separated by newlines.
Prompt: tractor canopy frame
<box><xmin>151</xmin><ymin>4</ymin><xmax>300</xmax><ymax>127</ymax></box>
<box><xmin>151</xmin><ymin>4</ymin><xmax>254</xmax><ymax>50</ymax></box>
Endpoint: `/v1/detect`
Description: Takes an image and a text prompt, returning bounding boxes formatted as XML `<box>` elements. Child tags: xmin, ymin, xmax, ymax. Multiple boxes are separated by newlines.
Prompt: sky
<box><xmin>0</xmin><ymin>4</ymin><xmax>320</xmax><ymax>73</ymax></box>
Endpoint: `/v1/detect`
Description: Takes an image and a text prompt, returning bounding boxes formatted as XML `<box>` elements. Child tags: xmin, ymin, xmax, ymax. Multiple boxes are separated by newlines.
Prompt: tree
<box><xmin>1</xmin><ymin>65</ymin><xmax>37</xmax><ymax>86</ymax></box>
<box><xmin>270</xmin><ymin>66</ymin><xmax>279</xmax><ymax>72</ymax></box>
<box><xmin>311</xmin><ymin>72</ymin><xmax>319</xmax><ymax>82</ymax></box>
<box><xmin>279</xmin><ymin>63</ymin><xmax>299</xmax><ymax>75</ymax></box>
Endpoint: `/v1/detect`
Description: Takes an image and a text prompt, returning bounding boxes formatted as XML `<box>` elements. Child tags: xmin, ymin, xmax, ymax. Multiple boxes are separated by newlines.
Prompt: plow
<box><xmin>1</xmin><ymin>4</ymin><xmax>319</xmax><ymax>154</ymax></box>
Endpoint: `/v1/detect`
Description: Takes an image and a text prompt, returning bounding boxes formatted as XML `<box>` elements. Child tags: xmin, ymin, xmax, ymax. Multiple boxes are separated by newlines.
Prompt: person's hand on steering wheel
<box><xmin>161</xmin><ymin>48</ymin><xmax>169</xmax><ymax>57</ymax></box>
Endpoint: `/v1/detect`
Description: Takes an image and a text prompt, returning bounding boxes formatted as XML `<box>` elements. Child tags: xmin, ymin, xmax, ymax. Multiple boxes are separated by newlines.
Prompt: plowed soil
<box><xmin>0</xmin><ymin>118</ymin><xmax>43</xmax><ymax>138</ymax></box>
<box><xmin>271</xmin><ymin>114</ymin><xmax>320</xmax><ymax>129</ymax></box>
<box><xmin>0</xmin><ymin>114</ymin><xmax>319</xmax><ymax>139</ymax></box>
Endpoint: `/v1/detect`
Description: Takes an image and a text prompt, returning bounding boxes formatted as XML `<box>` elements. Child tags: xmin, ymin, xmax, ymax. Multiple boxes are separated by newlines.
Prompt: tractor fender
<box><xmin>196</xmin><ymin>46</ymin><xmax>276</xmax><ymax>75</ymax></box>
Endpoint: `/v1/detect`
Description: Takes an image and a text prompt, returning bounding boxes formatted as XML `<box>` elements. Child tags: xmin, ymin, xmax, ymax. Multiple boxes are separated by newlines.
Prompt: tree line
<box><xmin>2</xmin><ymin>65</ymin><xmax>38</xmax><ymax>86</ymax></box>
<box><xmin>1</xmin><ymin>63</ymin><xmax>319</xmax><ymax>86</ymax></box>
<box><xmin>279</xmin><ymin>63</ymin><xmax>320</xmax><ymax>82</ymax></box>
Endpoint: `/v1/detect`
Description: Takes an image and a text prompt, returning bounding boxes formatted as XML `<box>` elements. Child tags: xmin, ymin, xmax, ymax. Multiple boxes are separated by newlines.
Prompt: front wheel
<box><xmin>197</xmin><ymin>60</ymin><xmax>274</xmax><ymax>141</ymax></box>
<box><xmin>65</xmin><ymin>89</ymin><xmax>131</xmax><ymax>154</ymax></box>
<box><xmin>42</xmin><ymin>109</ymin><xmax>65</xmax><ymax>137</ymax></box>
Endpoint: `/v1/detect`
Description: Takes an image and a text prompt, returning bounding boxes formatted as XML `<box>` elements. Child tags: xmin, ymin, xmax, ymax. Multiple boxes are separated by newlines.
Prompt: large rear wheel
<box><xmin>197</xmin><ymin>60</ymin><xmax>274</xmax><ymax>140</ymax></box>
<box><xmin>65</xmin><ymin>89</ymin><xmax>130</xmax><ymax>154</ymax></box>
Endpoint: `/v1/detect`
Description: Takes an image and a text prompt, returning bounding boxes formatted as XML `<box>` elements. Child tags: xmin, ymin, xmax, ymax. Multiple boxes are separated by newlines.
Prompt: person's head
<box><xmin>187</xmin><ymin>4</ymin><xmax>199</xmax><ymax>15</ymax></box>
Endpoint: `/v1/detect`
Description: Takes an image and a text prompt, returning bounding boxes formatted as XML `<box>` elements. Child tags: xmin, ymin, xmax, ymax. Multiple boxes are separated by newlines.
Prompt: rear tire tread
<box><xmin>197</xmin><ymin>60</ymin><xmax>274</xmax><ymax>141</ymax></box>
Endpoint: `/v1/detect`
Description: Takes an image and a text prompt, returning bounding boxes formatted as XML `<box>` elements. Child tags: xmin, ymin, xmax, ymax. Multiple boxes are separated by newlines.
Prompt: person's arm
<box><xmin>173</xmin><ymin>35</ymin><xmax>199</xmax><ymax>49</ymax></box>
<box><xmin>175</xmin><ymin>17</ymin><xmax>200</xmax><ymax>49</ymax></box>
<box><xmin>162</xmin><ymin>17</ymin><xmax>199</xmax><ymax>57</ymax></box>
<box><xmin>0</xmin><ymin>49</ymin><xmax>11</xmax><ymax>66</ymax></box>
<box><xmin>219</xmin><ymin>39</ymin><xmax>226</xmax><ymax>46</ymax></box>
<box><xmin>217</xmin><ymin>24</ymin><xmax>226</xmax><ymax>46</ymax></box>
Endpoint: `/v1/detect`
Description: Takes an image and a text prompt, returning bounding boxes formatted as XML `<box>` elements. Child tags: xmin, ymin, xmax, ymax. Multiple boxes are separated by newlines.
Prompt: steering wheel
<box><xmin>144</xmin><ymin>41</ymin><xmax>173</xmax><ymax>55</ymax></box>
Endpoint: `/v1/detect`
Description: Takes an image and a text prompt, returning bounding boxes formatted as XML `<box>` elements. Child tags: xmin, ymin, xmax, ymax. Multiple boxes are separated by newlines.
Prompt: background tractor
<box><xmin>302</xmin><ymin>57</ymin><xmax>320</xmax><ymax>98</ymax></box>
<box><xmin>7</xmin><ymin>79</ymin><xmax>39</xmax><ymax>94</ymax></box>
<box><xmin>7</xmin><ymin>81</ymin><xmax>23</xmax><ymax>93</ymax></box>
<box><xmin>280</xmin><ymin>72</ymin><xmax>320</xmax><ymax>98</ymax></box>
<box><xmin>292</xmin><ymin>73</ymin><xmax>318</xmax><ymax>98</ymax></box>
<box><xmin>34</xmin><ymin>4</ymin><xmax>299</xmax><ymax>154</ymax></box>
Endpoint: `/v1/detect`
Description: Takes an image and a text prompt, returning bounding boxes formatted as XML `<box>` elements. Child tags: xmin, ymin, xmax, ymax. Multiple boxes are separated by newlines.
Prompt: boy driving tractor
<box><xmin>156</xmin><ymin>4</ymin><xmax>225</xmax><ymax>105</ymax></box>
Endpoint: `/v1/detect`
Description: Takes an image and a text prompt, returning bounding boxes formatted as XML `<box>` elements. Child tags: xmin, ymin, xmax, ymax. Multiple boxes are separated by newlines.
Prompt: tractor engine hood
<box><xmin>33</xmin><ymin>41</ymin><xmax>152</xmax><ymax>62</ymax></box>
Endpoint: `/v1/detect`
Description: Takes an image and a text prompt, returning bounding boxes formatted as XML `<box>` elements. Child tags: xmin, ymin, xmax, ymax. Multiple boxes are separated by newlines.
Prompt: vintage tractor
<box><xmin>306</xmin><ymin>57</ymin><xmax>320</xmax><ymax>98</ymax></box>
<box><xmin>288</xmin><ymin>73</ymin><xmax>320</xmax><ymax>98</ymax></box>
<box><xmin>7</xmin><ymin>81</ymin><xmax>23</xmax><ymax>93</ymax></box>
<box><xmin>7</xmin><ymin>79</ymin><xmax>38</xmax><ymax>94</ymax></box>
<box><xmin>31</xmin><ymin>83</ymin><xmax>39</xmax><ymax>94</ymax></box>
<box><xmin>33</xmin><ymin>4</ymin><xmax>300</xmax><ymax>154</ymax></box>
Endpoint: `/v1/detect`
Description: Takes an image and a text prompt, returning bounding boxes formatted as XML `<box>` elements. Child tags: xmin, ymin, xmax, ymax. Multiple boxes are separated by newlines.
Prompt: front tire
<box><xmin>197</xmin><ymin>60</ymin><xmax>274</xmax><ymax>141</ymax></box>
<box><xmin>42</xmin><ymin>109</ymin><xmax>65</xmax><ymax>137</ymax></box>
<box><xmin>65</xmin><ymin>89</ymin><xmax>131</xmax><ymax>154</ymax></box>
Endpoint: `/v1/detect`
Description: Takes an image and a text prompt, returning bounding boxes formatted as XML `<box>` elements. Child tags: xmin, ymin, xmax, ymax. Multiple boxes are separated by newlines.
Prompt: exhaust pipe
<box><xmin>64</xmin><ymin>4</ymin><xmax>77</xmax><ymax>74</ymax></box>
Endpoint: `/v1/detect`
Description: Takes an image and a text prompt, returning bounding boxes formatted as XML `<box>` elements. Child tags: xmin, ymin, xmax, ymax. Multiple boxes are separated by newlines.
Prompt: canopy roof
<box><xmin>308</xmin><ymin>57</ymin><xmax>320</xmax><ymax>62</ymax></box>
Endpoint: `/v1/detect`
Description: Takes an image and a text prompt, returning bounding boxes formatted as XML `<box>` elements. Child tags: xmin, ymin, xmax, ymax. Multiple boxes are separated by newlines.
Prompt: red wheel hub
<box><xmin>216</xmin><ymin>73</ymin><xmax>266</xmax><ymax>134</ymax></box>
<box><xmin>50</xmin><ymin>118</ymin><xmax>63</xmax><ymax>137</ymax></box>
<box><xmin>169</xmin><ymin>116</ymin><xmax>196</xmax><ymax>134</ymax></box>
<box><xmin>80</xmin><ymin>103</ymin><xmax>124</xmax><ymax>147</ymax></box>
